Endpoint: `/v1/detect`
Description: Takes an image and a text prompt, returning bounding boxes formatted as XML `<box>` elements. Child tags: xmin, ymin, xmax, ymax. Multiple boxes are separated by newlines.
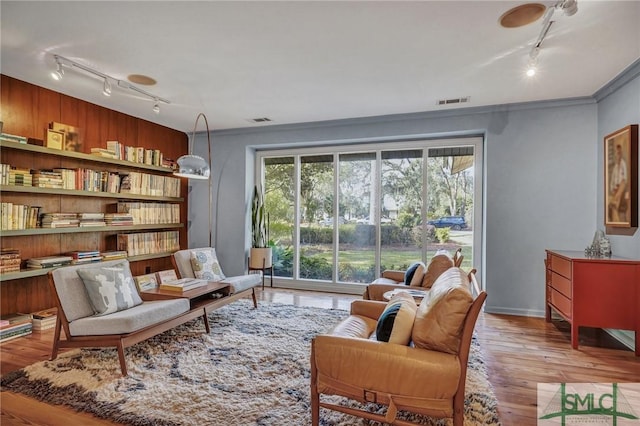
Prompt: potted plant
<box><xmin>250</xmin><ymin>185</ymin><xmax>272</xmax><ymax>269</ymax></box>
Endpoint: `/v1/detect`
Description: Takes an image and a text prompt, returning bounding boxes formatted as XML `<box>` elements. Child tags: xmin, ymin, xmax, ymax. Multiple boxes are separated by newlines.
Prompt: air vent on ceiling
<box><xmin>248</xmin><ymin>117</ymin><xmax>272</xmax><ymax>123</ymax></box>
<box><xmin>437</xmin><ymin>96</ymin><xmax>470</xmax><ymax>106</ymax></box>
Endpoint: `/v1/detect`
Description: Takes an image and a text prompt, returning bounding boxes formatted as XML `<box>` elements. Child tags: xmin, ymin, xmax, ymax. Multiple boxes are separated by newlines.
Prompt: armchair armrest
<box><xmin>350</xmin><ymin>299</ymin><xmax>387</xmax><ymax>320</ymax></box>
<box><xmin>312</xmin><ymin>335</ymin><xmax>460</xmax><ymax>398</ymax></box>
<box><xmin>381</xmin><ymin>270</ymin><xmax>405</xmax><ymax>282</ymax></box>
<box><xmin>363</xmin><ymin>283</ymin><xmax>408</xmax><ymax>301</ymax></box>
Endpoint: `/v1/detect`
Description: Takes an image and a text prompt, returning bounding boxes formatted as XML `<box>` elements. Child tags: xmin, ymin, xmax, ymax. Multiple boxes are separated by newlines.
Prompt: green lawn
<box><xmin>309</xmin><ymin>245</ymin><xmax>473</xmax><ymax>271</ymax></box>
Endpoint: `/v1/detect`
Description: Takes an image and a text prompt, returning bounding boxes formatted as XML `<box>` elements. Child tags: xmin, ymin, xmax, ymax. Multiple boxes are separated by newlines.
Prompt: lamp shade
<box><xmin>174</xmin><ymin>154</ymin><xmax>210</xmax><ymax>180</ymax></box>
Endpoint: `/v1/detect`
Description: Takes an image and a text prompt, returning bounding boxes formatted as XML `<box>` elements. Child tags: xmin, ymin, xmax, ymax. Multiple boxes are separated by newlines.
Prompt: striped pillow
<box><xmin>375</xmin><ymin>292</ymin><xmax>418</xmax><ymax>345</ymax></box>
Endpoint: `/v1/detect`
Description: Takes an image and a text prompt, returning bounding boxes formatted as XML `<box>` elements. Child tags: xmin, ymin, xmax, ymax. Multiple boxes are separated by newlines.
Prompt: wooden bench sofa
<box><xmin>48</xmin><ymin>259</ymin><xmax>208</xmax><ymax>376</ymax></box>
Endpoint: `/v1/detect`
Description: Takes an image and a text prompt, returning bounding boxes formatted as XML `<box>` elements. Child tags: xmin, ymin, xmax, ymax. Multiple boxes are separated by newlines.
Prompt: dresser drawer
<box><xmin>550</xmin><ymin>289</ymin><xmax>571</xmax><ymax>319</ymax></box>
<box><xmin>549</xmin><ymin>271</ymin><xmax>571</xmax><ymax>299</ymax></box>
<box><xmin>549</xmin><ymin>254</ymin><xmax>572</xmax><ymax>279</ymax></box>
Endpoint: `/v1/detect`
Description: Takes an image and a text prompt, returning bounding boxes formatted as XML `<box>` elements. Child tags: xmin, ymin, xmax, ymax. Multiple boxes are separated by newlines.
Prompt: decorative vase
<box><xmin>599</xmin><ymin>237</ymin><xmax>611</xmax><ymax>257</ymax></box>
<box><xmin>250</xmin><ymin>247</ymin><xmax>272</xmax><ymax>269</ymax></box>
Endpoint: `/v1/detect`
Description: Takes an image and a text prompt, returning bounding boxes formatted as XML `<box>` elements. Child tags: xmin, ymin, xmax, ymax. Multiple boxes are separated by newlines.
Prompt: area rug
<box><xmin>1</xmin><ymin>300</ymin><xmax>500</xmax><ymax>425</ymax></box>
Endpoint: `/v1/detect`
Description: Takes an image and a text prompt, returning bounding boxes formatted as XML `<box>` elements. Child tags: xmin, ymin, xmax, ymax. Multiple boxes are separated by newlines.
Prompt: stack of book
<box><xmin>90</xmin><ymin>147</ymin><xmax>119</xmax><ymax>159</ymax></box>
<box><xmin>159</xmin><ymin>278</ymin><xmax>208</xmax><ymax>292</ymax></box>
<box><xmin>31</xmin><ymin>308</ymin><xmax>57</xmax><ymax>331</ymax></box>
<box><xmin>67</xmin><ymin>250</ymin><xmax>103</xmax><ymax>264</ymax></box>
<box><xmin>40</xmin><ymin>212</ymin><xmax>80</xmax><ymax>228</ymax></box>
<box><xmin>26</xmin><ymin>255</ymin><xmax>73</xmax><ymax>269</ymax></box>
<box><xmin>53</xmin><ymin>168</ymin><xmax>77</xmax><ymax>190</ymax></box>
<box><xmin>0</xmin><ymin>313</ymin><xmax>33</xmax><ymax>342</ymax></box>
<box><xmin>8</xmin><ymin>167</ymin><xmax>33</xmax><ymax>186</ymax></box>
<box><xmin>78</xmin><ymin>212</ymin><xmax>106</xmax><ymax>227</ymax></box>
<box><xmin>107</xmin><ymin>141</ymin><xmax>124</xmax><ymax>160</ymax></box>
<box><xmin>117</xmin><ymin>231</ymin><xmax>180</xmax><ymax>256</ymax></box>
<box><xmin>104</xmin><ymin>212</ymin><xmax>134</xmax><ymax>226</ymax></box>
<box><xmin>100</xmin><ymin>250</ymin><xmax>128</xmax><ymax>261</ymax></box>
<box><xmin>0</xmin><ymin>133</ymin><xmax>28</xmax><ymax>144</ymax></box>
<box><xmin>0</xmin><ymin>249</ymin><xmax>21</xmax><ymax>274</ymax></box>
<box><xmin>32</xmin><ymin>169</ymin><xmax>64</xmax><ymax>188</ymax></box>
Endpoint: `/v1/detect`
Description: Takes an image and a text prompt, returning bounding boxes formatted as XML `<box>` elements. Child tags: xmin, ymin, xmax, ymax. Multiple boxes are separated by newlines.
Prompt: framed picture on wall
<box><xmin>604</xmin><ymin>124</ymin><xmax>638</xmax><ymax>228</ymax></box>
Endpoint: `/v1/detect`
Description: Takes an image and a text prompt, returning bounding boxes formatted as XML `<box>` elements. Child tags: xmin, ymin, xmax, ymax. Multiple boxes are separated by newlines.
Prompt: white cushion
<box><xmin>222</xmin><ymin>274</ymin><xmax>261</xmax><ymax>293</ymax></box>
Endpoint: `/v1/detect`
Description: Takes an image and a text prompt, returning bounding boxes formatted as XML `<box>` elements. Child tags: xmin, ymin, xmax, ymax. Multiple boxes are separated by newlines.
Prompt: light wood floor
<box><xmin>1</xmin><ymin>288</ymin><xmax>639</xmax><ymax>426</ymax></box>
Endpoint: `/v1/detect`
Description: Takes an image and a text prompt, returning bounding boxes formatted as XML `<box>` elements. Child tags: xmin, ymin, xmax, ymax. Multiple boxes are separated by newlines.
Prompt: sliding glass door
<box><xmin>258</xmin><ymin>137</ymin><xmax>482</xmax><ymax>291</ymax></box>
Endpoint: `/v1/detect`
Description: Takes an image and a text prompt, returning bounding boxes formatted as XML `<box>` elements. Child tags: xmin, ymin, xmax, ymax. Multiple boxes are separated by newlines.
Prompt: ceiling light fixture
<box><xmin>174</xmin><ymin>113</ymin><xmax>213</xmax><ymax>246</ymax></box>
<box><xmin>152</xmin><ymin>101</ymin><xmax>160</xmax><ymax>114</ymax></box>
<box><xmin>524</xmin><ymin>0</ymin><xmax>578</xmax><ymax>77</ymax></box>
<box><xmin>102</xmin><ymin>78</ymin><xmax>112</xmax><ymax>97</ymax></box>
<box><xmin>50</xmin><ymin>54</ymin><xmax>169</xmax><ymax>109</ymax></box>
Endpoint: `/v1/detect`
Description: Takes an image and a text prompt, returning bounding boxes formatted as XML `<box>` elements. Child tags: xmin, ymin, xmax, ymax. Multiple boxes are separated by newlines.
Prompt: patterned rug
<box><xmin>1</xmin><ymin>300</ymin><xmax>500</xmax><ymax>425</ymax></box>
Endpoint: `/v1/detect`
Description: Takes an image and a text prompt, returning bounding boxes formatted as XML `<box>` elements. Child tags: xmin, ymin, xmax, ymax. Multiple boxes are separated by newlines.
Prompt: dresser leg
<box><xmin>571</xmin><ymin>323</ymin><xmax>579</xmax><ymax>349</ymax></box>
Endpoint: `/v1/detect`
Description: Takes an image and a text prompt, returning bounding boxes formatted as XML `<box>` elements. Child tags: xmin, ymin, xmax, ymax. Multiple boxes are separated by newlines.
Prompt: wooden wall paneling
<box><xmin>1</xmin><ymin>75</ymin><xmax>189</xmax><ymax>317</ymax></box>
<box><xmin>58</xmin><ymin>94</ymin><xmax>88</xmax><ymax>153</ymax></box>
<box><xmin>36</xmin><ymin>86</ymin><xmax>62</xmax><ymax>142</ymax></box>
<box><xmin>0</xmin><ymin>276</ymin><xmax>52</xmax><ymax>314</ymax></box>
<box><xmin>107</xmin><ymin>110</ymin><xmax>138</xmax><ymax>148</ymax></box>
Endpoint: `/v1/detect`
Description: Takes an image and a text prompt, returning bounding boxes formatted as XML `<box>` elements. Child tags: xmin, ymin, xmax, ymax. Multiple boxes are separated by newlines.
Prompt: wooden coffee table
<box><xmin>140</xmin><ymin>281</ymin><xmax>231</xmax><ymax>333</ymax></box>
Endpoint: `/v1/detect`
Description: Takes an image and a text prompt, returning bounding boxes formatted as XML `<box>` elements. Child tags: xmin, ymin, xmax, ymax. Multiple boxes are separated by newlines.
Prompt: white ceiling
<box><xmin>1</xmin><ymin>1</ymin><xmax>639</xmax><ymax>133</ymax></box>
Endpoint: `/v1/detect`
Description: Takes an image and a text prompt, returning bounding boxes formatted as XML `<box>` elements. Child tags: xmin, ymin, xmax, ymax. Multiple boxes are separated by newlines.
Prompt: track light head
<box><xmin>153</xmin><ymin>102</ymin><xmax>160</xmax><ymax>114</ymax></box>
<box><xmin>51</xmin><ymin>60</ymin><xmax>64</xmax><ymax>81</ymax></box>
<box><xmin>102</xmin><ymin>78</ymin><xmax>112</xmax><ymax>97</ymax></box>
<box><xmin>561</xmin><ymin>0</ymin><xmax>578</xmax><ymax>16</ymax></box>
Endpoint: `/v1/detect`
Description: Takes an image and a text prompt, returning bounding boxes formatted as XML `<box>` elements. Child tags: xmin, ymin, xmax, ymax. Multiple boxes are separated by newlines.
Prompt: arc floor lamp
<box><xmin>174</xmin><ymin>113</ymin><xmax>213</xmax><ymax>248</ymax></box>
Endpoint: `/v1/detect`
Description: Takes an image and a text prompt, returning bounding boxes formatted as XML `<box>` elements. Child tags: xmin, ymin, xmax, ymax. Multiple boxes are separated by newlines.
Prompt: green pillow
<box><xmin>77</xmin><ymin>261</ymin><xmax>142</xmax><ymax>316</ymax></box>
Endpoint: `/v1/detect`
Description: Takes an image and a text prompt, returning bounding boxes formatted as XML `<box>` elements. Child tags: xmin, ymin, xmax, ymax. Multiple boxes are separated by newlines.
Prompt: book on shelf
<box><xmin>0</xmin><ymin>312</ymin><xmax>32</xmax><ymax>327</ymax></box>
<box><xmin>134</xmin><ymin>273</ymin><xmax>159</xmax><ymax>292</ymax></box>
<box><xmin>100</xmin><ymin>250</ymin><xmax>128</xmax><ymax>261</ymax></box>
<box><xmin>156</xmin><ymin>269</ymin><xmax>178</xmax><ymax>284</ymax></box>
<box><xmin>26</xmin><ymin>255</ymin><xmax>73</xmax><ymax>269</ymax></box>
<box><xmin>0</xmin><ymin>249</ymin><xmax>21</xmax><ymax>273</ymax></box>
<box><xmin>0</xmin><ymin>132</ymin><xmax>28</xmax><ymax>144</ymax></box>
<box><xmin>31</xmin><ymin>307</ymin><xmax>58</xmax><ymax>331</ymax></box>
<box><xmin>159</xmin><ymin>277</ymin><xmax>208</xmax><ymax>292</ymax></box>
<box><xmin>0</xmin><ymin>322</ymin><xmax>33</xmax><ymax>342</ymax></box>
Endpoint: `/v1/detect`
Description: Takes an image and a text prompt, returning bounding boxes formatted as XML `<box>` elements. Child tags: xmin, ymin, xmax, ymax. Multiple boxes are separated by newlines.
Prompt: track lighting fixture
<box><xmin>50</xmin><ymin>54</ymin><xmax>170</xmax><ymax>110</ymax></box>
<box><xmin>523</xmin><ymin>0</ymin><xmax>578</xmax><ymax>77</ymax></box>
<box><xmin>102</xmin><ymin>78</ymin><xmax>112</xmax><ymax>97</ymax></box>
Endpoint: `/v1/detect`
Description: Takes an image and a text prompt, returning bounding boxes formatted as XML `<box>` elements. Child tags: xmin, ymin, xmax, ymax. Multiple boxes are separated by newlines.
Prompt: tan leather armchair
<box><xmin>363</xmin><ymin>248</ymin><xmax>463</xmax><ymax>301</ymax></box>
<box><xmin>311</xmin><ymin>268</ymin><xmax>486</xmax><ymax>426</ymax></box>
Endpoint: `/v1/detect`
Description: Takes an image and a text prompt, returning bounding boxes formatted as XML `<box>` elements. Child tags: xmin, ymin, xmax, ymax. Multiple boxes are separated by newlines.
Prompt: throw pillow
<box><xmin>404</xmin><ymin>261</ymin><xmax>426</xmax><ymax>286</ymax></box>
<box><xmin>375</xmin><ymin>292</ymin><xmax>418</xmax><ymax>345</ymax></box>
<box><xmin>421</xmin><ymin>253</ymin><xmax>454</xmax><ymax>288</ymax></box>
<box><xmin>190</xmin><ymin>248</ymin><xmax>226</xmax><ymax>281</ymax></box>
<box><xmin>412</xmin><ymin>267</ymin><xmax>472</xmax><ymax>354</ymax></box>
<box><xmin>77</xmin><ymin>260</ymin><xmax>143</xmax><ymax>316</ymax></box>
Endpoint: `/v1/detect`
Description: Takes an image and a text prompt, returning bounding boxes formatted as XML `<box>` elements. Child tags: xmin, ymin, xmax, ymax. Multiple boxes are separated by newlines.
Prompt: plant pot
<box><xmin>250</xmin><ymin>247</ymin><xmax>272</xmax><ymax>269</ymax></box>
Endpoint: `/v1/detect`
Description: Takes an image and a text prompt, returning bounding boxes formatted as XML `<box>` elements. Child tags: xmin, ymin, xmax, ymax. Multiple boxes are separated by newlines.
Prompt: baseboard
<box><xmin>483</xmin><ymin>305</ymin><xmax>546</xmax><ymax>318</ymax></box>
<box><xmin>604</xmin><ymin>329</ymin><xmax>635</xmax><ymax>351</ymax></box>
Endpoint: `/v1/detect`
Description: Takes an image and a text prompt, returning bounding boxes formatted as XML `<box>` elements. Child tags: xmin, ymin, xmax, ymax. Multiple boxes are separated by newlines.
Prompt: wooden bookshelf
<box><xmin>0</xmin><ymin>74</ymin><xmax>189</xmax><ymax>316</ymax></box>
